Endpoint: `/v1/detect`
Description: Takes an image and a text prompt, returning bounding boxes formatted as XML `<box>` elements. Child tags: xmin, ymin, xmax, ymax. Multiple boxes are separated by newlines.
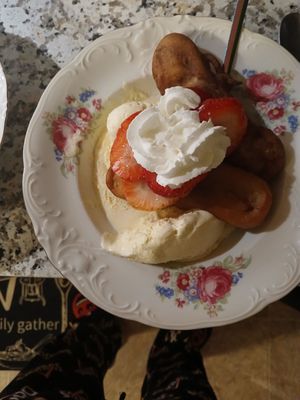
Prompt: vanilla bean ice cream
<box><xmin>95</xmin><ymin>87</ymin><xmax>233</xmax><ymax>264</ymax></box>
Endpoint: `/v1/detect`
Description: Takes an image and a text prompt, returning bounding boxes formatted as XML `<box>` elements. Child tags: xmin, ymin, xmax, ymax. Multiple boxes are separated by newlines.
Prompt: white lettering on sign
<box><xmin>0</xmin><ymin>278</ymin><xmax>16</xmax><ymax>312</ymax></box>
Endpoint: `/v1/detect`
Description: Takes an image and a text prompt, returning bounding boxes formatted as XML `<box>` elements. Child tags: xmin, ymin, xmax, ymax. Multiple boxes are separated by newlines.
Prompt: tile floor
<box><xmin>1</xmin><ymin>301</ymin><xmax>299</xmax><ymax>399</ymax></box>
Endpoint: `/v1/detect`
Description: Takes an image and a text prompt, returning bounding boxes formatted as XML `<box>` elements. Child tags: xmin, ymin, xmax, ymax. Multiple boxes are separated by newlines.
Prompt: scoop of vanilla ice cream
<box><xmin>106</xmin><ymin>97</ymin><xmax>158</xmax><ymax>140</ymax></box>
<box><xmin>106</xmin><ymin>101</ymin><xmax>146</xmax><ymax>140</ymax></box>
<box><xmin>96</xmin><ymin>100</ymin><xmax>232</xmax><ymax>264</ymax></box>
<box><xmin>101</xmin><ymin>209</ymin><xmax>232</xmax><ymax>264</ymax></box>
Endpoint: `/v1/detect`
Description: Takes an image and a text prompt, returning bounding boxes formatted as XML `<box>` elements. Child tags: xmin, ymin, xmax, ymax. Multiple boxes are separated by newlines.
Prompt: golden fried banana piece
<box><xmin>228</xmin><ymin>123</ymin><xmax>285</xmax><ymax>181</ymax></box>
<box><xmin>178</xmin><ymin>163</ymin><xmax>272</xmax><ymax>229</ymax></box>
<box><xmin>152</xmin><ymin>33</ymin><xmax>226</xmax><ymax>96</ymax></box>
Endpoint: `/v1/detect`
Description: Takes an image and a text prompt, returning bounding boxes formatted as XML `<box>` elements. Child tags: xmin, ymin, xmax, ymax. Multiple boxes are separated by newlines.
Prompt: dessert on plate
<box><xmin>95</xmin><ymin>33</ymin><xmax>285</xmax><ymax>264</ymax></box>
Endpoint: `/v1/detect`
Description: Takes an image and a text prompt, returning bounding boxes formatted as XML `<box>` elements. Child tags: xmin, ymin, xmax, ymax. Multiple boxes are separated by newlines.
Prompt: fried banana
<box><xmin>152</xmin><ymin>33</ymin><xmax>227</xmax><ymax>97</ymax></box>
<box><xmin>228</xmin><ymin>123</ymin><xmax>285</xmax><ymax>181</ymax></box>
<box><xmin>178</xmin><ymin>163</ymin><xmax>272</xmax><ymax>229</ymax></box>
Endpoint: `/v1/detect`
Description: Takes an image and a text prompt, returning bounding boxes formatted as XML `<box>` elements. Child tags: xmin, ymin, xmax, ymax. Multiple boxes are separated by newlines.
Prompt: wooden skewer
<box><xmin>224</xmin><ymin>0</ymin><xmax>249</xmax><ymax>74</ymax></box>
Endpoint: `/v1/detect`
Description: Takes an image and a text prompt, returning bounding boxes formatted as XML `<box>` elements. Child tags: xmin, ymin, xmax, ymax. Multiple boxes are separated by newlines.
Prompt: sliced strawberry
<box><xmin>199</xmin><ymin>97</ymin><xmax>248</xmax><ymax>154</ymax></box>
<box><xmin>106</xmin><ymin>167</ymin><xmax>126</xmax><ymax>199</ymax></box>
<box><xmin>122</xmin><ymin>179</ymin><xmax>179</xmax><ymax>211</ymax></box>
<box><xmin>110</xmin><ymin>112</ymin><xmax>146</xmax><ymax>181</ymax></box>
<box><xmin>145</xmin><ymin>171</ymin><xmax>207</xmax><ymax>198</ymax></box>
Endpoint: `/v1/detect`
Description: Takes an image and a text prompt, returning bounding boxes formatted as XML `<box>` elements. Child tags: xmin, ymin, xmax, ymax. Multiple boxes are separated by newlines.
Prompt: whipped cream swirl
<box><xmin>127</xmin><ymin>87</ymin><xmax>230</xmax><ymax>188</ymax></box>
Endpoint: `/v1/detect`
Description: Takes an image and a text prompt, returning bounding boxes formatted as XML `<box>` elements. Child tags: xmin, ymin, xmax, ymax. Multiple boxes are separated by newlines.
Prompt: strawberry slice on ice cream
<box><xmin>110</xmin><ymin>112</ymin><xmax>146</xmax><ymax>182</ymax></box>
<box><xmin>122</xmin><ymin>179</ymin><xmax>179</xmax><ymax>211</ymax></box>
<box><xmin>145</xmin><ymin>171</ymin><xmax>207</xmax><ymax>198</ymax></box>
<box><xmin>199</xmin><ymin>97</ymin><xmax>247</xmax><ymax>154</ymax></box>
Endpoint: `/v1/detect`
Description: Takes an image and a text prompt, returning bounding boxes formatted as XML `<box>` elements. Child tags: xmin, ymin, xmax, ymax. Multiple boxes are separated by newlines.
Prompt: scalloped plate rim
<box><xmin>23</xmin><ymin>16</ymin><xmax>300</xmax><ymax>329</ymax></box>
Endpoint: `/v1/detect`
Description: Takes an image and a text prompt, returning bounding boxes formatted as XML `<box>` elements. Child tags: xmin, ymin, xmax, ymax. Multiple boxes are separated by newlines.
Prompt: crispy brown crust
<box><xmin>178</xmin><ymin>163</ymin><xmax>273</xmax><ymax>229</ymax></box>
<box><xmin>152</xmin><ymin>33</ymin><xmax>227</xmax><ymax>96</ymax></box>
<box><xmin>228</xmin><ymin>123</ymin><xmax>285</xmax><ymax>181</ymax></box>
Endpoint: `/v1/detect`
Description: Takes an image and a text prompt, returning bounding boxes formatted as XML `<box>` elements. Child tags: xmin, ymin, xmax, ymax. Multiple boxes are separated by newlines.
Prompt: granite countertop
<box><xmin>0</xmin><ymin>0</ymin><xmax>299</xmax><ymax>277</ymax></box>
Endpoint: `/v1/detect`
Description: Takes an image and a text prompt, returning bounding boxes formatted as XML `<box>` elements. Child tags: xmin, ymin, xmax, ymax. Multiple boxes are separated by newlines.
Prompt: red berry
<box><xmin>199</xmin><ymin>97</ymin><xmax>248</xmax><ymax>154</ymax></box>
<box><xmin>122</xmin><ymin>179</ymin><xmax>179</xmax><ymax>211</ymax></box>
<box><xmin>106</xmin><ymin>167</ymin><xmax>126</xmax><ymax>199</ymax></box>
<box><xmin>145</xmin><ymin>171</ymin><xmax>207</xmax><ymax>198</ymax></box>
<box><xmin>110</xmin><ymin>112</ymin><xmax>146</xmax><ymax>181</ymax></box>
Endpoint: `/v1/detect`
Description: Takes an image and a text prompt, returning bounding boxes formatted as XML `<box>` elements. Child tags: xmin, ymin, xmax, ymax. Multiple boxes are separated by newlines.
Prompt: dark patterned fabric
<box><xmin>0</xmin><ymin>311</ymin><xmax>217</xmax><ymax>400</ymax></box>
<box><xmin>0</xmin><ymin>309</ymin><xmax>122</xmax><ymax>400</ymax></box>
<box><xmin>141</xmin><ymin>329</ymin><xmax>217</xmax><ymax>400</ymax></box>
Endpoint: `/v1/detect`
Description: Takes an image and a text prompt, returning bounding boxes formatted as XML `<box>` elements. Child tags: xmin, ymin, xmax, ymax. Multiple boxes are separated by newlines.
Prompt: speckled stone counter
<box><xmin>0</xmin><ymin>0</ymin><xmax>299</xmax><ymax>277</ymax></box>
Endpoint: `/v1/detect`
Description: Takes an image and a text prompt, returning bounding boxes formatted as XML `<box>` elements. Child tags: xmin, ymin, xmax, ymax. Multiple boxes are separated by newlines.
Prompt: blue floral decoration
<box><xmin>288</xmin><ymin>115</ymin><xmax>298</xmax><ymax>133</ymax></box>
<box><xmin>64</xmin><ymin>106</ymin><xmax>77</xmax><ymax>120</ymax></box>
<box><xmin>54</xmin><ymin>148</ymin><xmax>63</xmax><ymax>161</ymax></box>
<box><xmin>156</xmin><ymin>285</ymin><xmax>174</xmax><ymax>299</ymax></box>
<box><xmin>275</xmin><ymin>94</ymin><xmax>290</xmax><ymax>108</ymax></box>
<box><xmin>232</xmin><ymin>271</ymin><xmax>244</xmax><ymax>285</ymax></box>
<box><xmin>183</xmin><ymin>286</ymin><xmax>200</xmax><ymax>302</ymax></box>
<box><xmin>242</xmin><ymin>69</ymin><xmax>256</xmax><ymax>78</ymax></box>
<box><xmin>79</xmin><ymin>90</ymin><xmax>96</xmax><ymax>102</ymax></box>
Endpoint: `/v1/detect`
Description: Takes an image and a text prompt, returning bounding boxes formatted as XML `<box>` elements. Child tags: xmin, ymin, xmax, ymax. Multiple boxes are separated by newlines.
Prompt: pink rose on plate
<box><xmin>177</xmin><ymin>273</ymin><xmax>190</xmax><ymax>290</ymax></box>
<box><xmin>66</xmin><ymin>95</ymin><xmax>75</xmax><ymax>104</ymax></box>
<box><xmin>274</xmin><ymin>125</ymin><xmax>286</xmax><ymax>135</ymax></box>
<box><xmin>267</xmin><ymin>107</ymin><xmax>284</xmax><ymax>120</ymax></box>
<box><xmin>159</xmin><ymin>270</ymin><xmax>170</xmax><ymax>283</ymax></box>
<box><xmin>198</xmin><ymin>266</ymin><xmax>232</xmax><ymax>304</ymax></box>
<box><xmin>246</xmin><ymin>73</ymin><xmax>284</xmax><ymax>101</ymax></box>
<box><xmin>52</xmin><ymin>116</ymin><xmax>81</xmax><ymax>156</ymax></box>
<box><xmin>92</xmin><ymin>98</ymin><xmax>102</xmax><ymax>111</ymax></box>
<box><xmin>77</xmin><ymin>107</ymin><xmax>92</xmax><ymax>122</ymax></box>
<box><xmin>176</xmin><ymin>298</ymin><xmax>186</xmax><ymax>308</ymax></box>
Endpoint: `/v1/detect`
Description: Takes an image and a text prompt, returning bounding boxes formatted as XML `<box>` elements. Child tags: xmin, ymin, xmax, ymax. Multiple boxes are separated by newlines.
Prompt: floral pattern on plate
<box><xmin>243</xmin><ymin>69</ymin><xmax>299</xmax><ymax>135</ymax></box>
<box><xmin>43</xmin><ymin>89</ymin><xmax>102</xmax><ymax>177</ymax></box>
<box><xmin>155</xmin><ymin>255</ymin><xmax>251</xmax><ymax>316</ymax></box>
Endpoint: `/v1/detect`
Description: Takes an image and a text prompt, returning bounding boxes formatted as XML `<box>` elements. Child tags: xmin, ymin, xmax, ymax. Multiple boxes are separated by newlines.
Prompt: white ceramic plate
<box><xmin>0</xmin><ymin>62</ymin><xmax>7</xmax><ymax>145</ymax></box>
<box><xmin>23</xmin><ymin>16</ymin><xmax>300</xmax><ymax>329</ymax></box>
